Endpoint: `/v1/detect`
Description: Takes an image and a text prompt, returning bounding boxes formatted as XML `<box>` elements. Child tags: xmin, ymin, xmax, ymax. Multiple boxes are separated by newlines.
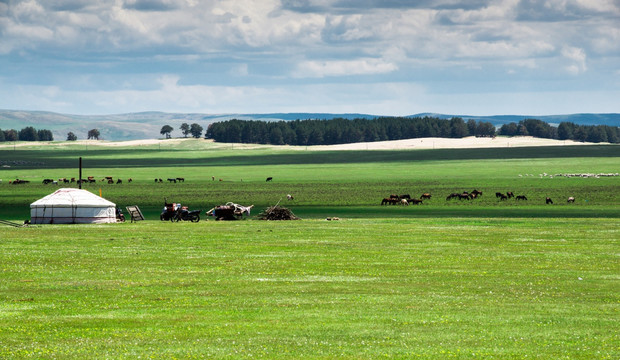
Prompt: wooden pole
<box><xmin>79</xmin><ymin>157</ymin><xmax>82</xmax><ymax>189</ymax></box>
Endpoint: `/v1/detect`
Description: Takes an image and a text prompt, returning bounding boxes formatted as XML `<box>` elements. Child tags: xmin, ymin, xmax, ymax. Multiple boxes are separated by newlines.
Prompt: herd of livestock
<box><xmin>6</xmin><ymin>176</ymin><xmax>135</xmax><ymax>185</ymax></box>
<box><xmin>0</xmin><ymin>176</ymin><xmax>584</xmax><ymax>206</ymax></box>
<box><xmin>381</xmin><ymin>190</ymin><xmax>575</xmax><ymax>205</ymax></box>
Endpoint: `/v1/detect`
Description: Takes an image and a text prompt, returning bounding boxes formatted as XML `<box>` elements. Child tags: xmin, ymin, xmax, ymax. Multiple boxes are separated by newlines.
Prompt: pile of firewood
<box><xmin>256</xmin><ymin>205</ymin><xmax>300</xmax><ymax>220</ymax></box>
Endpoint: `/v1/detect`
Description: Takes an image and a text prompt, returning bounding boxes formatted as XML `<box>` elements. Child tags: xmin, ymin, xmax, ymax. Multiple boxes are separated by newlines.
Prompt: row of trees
<box><xmin>498</xmin><ymin>119</ymin><xmax>619</xmax><ymax>143</ymax></box>
<box><xmin>205</xmin><ymin>117</ymin><xmax>497</xmax><ymax>146</ymax></box>
<box><xmin>0</xmin><ymin>127</ymin><xmax>54</xmax><ymax>142</ymax></box>
<box><xmin>160</xmin><ymin>123</ymin><xmax>204</xmax><ymax>139</ymax></box>
<box><xmin>0</xmin><ymin>127</ymin><xmax>106</xmax><ymax>142</ymax></box>
<box><xmin>66</xmin><ymin>129</ymin><xmax>100</xmax><ymax>140</ymax></box>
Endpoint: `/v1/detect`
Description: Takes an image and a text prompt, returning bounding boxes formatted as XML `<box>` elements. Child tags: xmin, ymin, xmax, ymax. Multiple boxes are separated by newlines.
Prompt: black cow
<box><xmin>266</xmin><ymin>177</ymin><xmax>273</xmax><ymax>182</ymax></box>
<box><xmin>471</xmin><ymin>189</ymin><xmax>483</xmax><ymax>197</ymax></box>
<box><xmin>546</xmin><ymin>197</ymin><xmax>553</xmax><ymax>204</ymax></box>
<box><xmin>446</xmin><ymin>193</ymin><xmax>459</xmax><ymax>200</ymax></box>
<box><xmin>516</xmin><ymin>195</ymin><xmax>527</xmax><ymax>201</ymax></box>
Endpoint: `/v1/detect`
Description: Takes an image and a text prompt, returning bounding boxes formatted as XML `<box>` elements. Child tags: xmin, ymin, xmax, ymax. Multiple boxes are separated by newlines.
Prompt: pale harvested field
<box><xmin>0</xmin><ymin>136</ymin><xmax>608</xmax><ymax>150</ymax></box>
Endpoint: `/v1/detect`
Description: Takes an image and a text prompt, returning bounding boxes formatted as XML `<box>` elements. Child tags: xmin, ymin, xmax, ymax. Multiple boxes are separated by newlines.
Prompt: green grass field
<box><xmin>0</xmin><ymin>140</ymin><xmax>619</xmax><ymax>358</ymax></box>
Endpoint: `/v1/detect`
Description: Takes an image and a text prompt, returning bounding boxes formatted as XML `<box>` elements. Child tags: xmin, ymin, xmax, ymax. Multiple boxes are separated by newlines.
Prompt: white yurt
<box><xmin>30</xmin><ymin>188</ymin><xmax>116</xmax><ymax>224</ymax></box>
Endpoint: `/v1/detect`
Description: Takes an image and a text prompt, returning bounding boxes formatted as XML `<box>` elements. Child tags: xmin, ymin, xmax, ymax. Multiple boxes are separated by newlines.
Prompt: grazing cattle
<box><xmin>266</xmin><ymin>177</ymin><xmax>273</xmax><ymax>182</ymax></box>
<box><xmin>158</xmin><ymin>178</ymin><xmax>163</xmax><ymax>183</ymax></box>
<box><xmin>128</xmin><ymin>178</ymin><xmax>132</xmax><ymax>183</ymax></box>
<box><xmin>212</xmin><ymin>176</ymin><xmax>215</xmax><ymax>181</ymax></box>
<box><xmin>446</xmin><ymin>193</ymin><xmax>459</xmax><ymax>200</ymax></box>
<box><xmin>108</xmin><ymin>179</ymin><xmax>114</xmax><ymax>184</ymax></box>
<box><xmin>471</xmin><ymin>189</ymin><xmax>483</xmax><ymax>197</ymax></box>
<box><xmin>167</xmin><ymin>178</ymin><xmax>177</xmax><ymax>183</ymax></box>
<box><xmin>70</xmin><ymin>177</ymin><xmax>76</xmax><ymax>183</ymax></box>
<box><xmin>409</xmin><ymin>199</ymin><xmax>423</xmax><ymax>205</ymax></box>
<box><xmin>61</xmin><ymin>178</ymin><xmax>69</xmax><ymax>183</ymax></box>
<box><xmin>567</xmin><ymin>196</ymin><xmax>575</xmax><ymax>203</ymax></box>
<box><xmin>459</xmin><ymin>193</ymin><xmax>472</xmax><ymax>200</ymax></box>
<box><xmin>400</xmin><ymin>194</ymin><xmax>411</xmax><ymax>200</ymax></box>
<box><xmin>116</xmin><ymin>179</ymin><xmax>122</xmax><ymax>184</ymax></box>
<box><xmin>506</xmin><ymin>191</ymin><xmax>514</xmax><ymax>198</ymax></box>
<box><xmin>420</xmin><ymin>193</ymin><xmax>432</xmax><ymax>200</ymax></box>
<box><xmin>287</xmin><ymin>194</ymin><xmax>294</xmax><ymax>200</ymax></box>
<box><xmin>516</xmin><ymin>195</ymin><xmax>528</xmax><ymax>201</ymax></box>
<box><xmin>546</xmin><ymin>197</ymin><xmax>553</xmax><ymax>204</ymax></box>
<box><xmin>495</xmin><ymin>192</ymin><xmax>504</xmax><ymax>198</ymax></box>
<box><xmin>499</xmin><ymin>194</ymin><xmax>508</xmax><ymax>201</ymax></box>
<box><xmin>389</xmin><ymin>194</ymin><xmax>399</xmax><ymax>200</ymax></box>
<box><xmin>381</xmin><ymin>197</ymin><xmax>398</xmax><ymax>205</ymax></box>
<box><xmin>400</xmin><ymin>199</ymin><xmax>409</xmax><ymax>205</ymax></box>
<box><xmin>103</xmin><ymin>176</ymin><xmax>113</xmax><ymax>182</ymax></box>
<box><xmin>176</xmin><ymin>177</ymin><xmax>185</xmax><ymax>182</ymax></box>
<box><xmin>42</xmin><ymin>179</ymin><xmax>54</xmax><ymax>184</ymax></box>
<box><xmin>154</xmin><ymin>178</ymin><xmax>159</xmax><ymax>183</ymax></box>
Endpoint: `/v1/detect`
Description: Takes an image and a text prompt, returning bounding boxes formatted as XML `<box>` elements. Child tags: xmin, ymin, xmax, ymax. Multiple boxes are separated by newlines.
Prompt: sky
<box><xmin>0</xmin><ymin>0</ymin><xmax>619</xmax><ymax>116</ymax></box>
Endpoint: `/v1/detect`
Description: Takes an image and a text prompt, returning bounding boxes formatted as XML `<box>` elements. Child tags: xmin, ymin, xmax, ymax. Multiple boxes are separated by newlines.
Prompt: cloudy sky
<box><xmin>0</xmin><ymin>0</ymin><xmax>619</xmax><ymax>116</ymax></box>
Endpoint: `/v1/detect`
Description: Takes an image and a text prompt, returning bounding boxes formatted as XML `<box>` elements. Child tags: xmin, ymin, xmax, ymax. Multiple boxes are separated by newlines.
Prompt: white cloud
<box><xmin>294</xmin><ymin>59</ymin><xmax>398</xmax><ymax>78</ymax></box>
<box><xmin>561</xmin><ymin>46</ymin><xmax>587</xmax><ymax>74</ymax></box>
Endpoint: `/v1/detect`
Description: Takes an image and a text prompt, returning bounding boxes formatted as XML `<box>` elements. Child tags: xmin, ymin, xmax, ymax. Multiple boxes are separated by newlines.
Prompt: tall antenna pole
<box><xmin>79</xmin><ymin>157</ymin><xmax>82</xmax><ymax>189</ymax></box>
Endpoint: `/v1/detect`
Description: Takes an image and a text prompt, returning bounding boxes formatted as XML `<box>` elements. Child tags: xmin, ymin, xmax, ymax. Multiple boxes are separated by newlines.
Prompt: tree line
<box><xmin>205</xmin><ymin>117</ymin><xmax>620</xmax><ymax>145</ymax></box>
<box><xmin>0</xmin><ymin>127</ymin><xmax>109</xmax><ymax>142</ymax></box>
<box><xmin>498</xmin><ymin>119</ymin><xmax>619</xmax><ymax>143</ymax></box>
<box><xmin>160</xmin><ymin>123</ymin><xmax>203</xmax><ymax>139</ymax></box>
<box><xmin>206</xmin><ymin>117</ymin><xmax>496</xmax><ymax>145</ymax></box>
<box><xmin>0</xmin><ymin>127</ymin><xmax>54</xmax><ymax>142</ymax></box>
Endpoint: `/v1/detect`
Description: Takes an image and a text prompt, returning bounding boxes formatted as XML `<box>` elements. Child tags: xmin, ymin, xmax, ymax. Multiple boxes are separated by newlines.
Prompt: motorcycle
<box><xmin>116</xmin><ymin>207</ymin><xmax>126</xmax><ymax>222</ymax></box>
<box><xmin>160</xmin><ymin>199</ymin><xmax>201</xmax><ymax>222</ymax></box>
<box><xmin>173</xmin><ymin>206</ymin><xmax>201</xmax><ymax>222</ymax></box>
<box><xmin>160</xmin><ymin>202</ymin><xmax>180</xmax><ymax>221</ymax></box>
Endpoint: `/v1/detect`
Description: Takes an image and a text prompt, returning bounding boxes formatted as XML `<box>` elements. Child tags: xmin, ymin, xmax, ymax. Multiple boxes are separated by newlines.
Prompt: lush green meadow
<box><xmin>1</xmin><ymin>141</ymin><xmax>619</xmax><ymax>219</ymax></box>
<box><xmin>0</xmin><ymin>140</ymin><xmax>619</xmax><ymax>358</ymax></box>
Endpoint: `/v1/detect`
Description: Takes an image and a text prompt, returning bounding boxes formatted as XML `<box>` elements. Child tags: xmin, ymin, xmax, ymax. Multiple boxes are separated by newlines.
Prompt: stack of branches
<box><xmin>256</xmin><ymin>205</ymin><xmax>300</xmax><ymax>220</ymax></box>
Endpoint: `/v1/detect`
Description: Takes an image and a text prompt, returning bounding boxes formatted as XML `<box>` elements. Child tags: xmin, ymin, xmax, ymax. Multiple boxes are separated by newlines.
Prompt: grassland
<box><xmin>0</xmin><ymin>139</ymin><xmax>618</xmax><ymax>359</ymax></box>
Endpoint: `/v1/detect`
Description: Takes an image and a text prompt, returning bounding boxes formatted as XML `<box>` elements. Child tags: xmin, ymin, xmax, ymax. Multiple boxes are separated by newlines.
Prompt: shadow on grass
<box><xmin>2</xmin><ymin>145</ymin><xmax>619</xmax><ymax>169</ymax></box>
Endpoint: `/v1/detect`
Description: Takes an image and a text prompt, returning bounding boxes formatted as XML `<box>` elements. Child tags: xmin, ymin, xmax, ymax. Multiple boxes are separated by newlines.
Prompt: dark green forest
<box><xmin>0</xmin><ymin>126</ymin><xmax>53</xmax><ymax>142</ymax></box>
<box><xmin>206</xmin><ymin>117</ymin><xmax>619</xmax><ymax>145</ymax></box>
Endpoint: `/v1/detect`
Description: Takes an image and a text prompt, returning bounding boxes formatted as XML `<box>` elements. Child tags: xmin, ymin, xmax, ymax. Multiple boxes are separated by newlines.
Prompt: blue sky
<box><xmin>0</xmin><ymin>0</ymin><xmax>618</xmax><ymax>116</ymax></box>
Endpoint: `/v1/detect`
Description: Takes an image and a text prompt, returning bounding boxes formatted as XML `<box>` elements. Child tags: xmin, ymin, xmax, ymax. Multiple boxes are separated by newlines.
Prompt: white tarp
<box><xmin>30</xmin><ymin>188</ymin><xmax>116</xmax><ymax>224</ymax></box>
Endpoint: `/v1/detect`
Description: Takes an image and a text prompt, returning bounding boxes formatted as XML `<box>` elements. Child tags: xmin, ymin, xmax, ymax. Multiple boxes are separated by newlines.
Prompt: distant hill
<box><xmin>413</xmin><ymin>113</ymin><xmax>620</xmax><ymax>127</ymax></box>
<box><xmin>0</xmin><ymin>109</ymin><xmax>617</xmax><ymax>141</ymax></box>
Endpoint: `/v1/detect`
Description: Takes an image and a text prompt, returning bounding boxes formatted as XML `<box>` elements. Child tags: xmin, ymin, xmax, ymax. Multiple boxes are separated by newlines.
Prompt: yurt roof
<box><xmin>30</xmin><ymin>188</ymin><xmax>116</xmax><ymax>208</ymax></box>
